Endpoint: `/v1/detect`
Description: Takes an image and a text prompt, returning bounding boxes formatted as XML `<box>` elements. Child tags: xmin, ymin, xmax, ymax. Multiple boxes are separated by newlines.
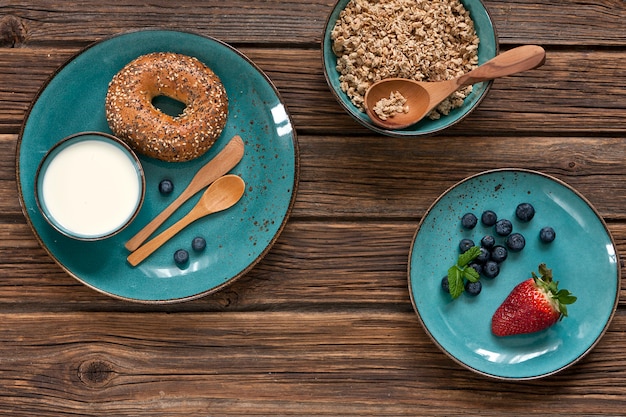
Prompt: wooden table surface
<box><xmin>2</xmin><ymin>1</ymin><xmax>626</xmax><ymax>415</ymax></box>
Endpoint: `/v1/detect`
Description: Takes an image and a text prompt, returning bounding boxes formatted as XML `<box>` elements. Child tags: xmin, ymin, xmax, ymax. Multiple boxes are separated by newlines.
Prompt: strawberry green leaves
<box><xmin>447</xmin><ymin>246</ymin><xmax>481</xmax><ymax>299</ymax></box>
<box><xmin>554</xmin><ymin>289</ymin><xmax>577</xmax><ymax>318</ymax></box>
<box><xmin>532</xmin><ymin>263</ymin><xmax>577</xmax><ymax>319</ymax></box>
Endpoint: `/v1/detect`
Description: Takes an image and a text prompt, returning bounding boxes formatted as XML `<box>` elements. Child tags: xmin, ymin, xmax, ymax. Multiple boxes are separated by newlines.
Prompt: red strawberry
<box><xmin>491</xmin><ymin>263</ymin><xmax>576</xmax><ymax>337</ymax></box>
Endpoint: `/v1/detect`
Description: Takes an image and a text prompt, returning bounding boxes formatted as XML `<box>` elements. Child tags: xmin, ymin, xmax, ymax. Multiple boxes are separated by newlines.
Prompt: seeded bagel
<box><xmin>105</xmin><ymin>52</ymin><xmax>228</xmax><ymax>162</ymax></box>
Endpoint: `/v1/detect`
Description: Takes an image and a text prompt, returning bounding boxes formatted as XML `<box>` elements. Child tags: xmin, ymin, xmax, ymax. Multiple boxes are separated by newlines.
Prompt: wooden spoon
<box><xmin>127</xmin><ymin>174</ymin><xmax>245</xmax><ymax>267</ymax></box>
<box><xmin>125</xmin><ymin>135</ymin><xmax>244</xmax><ymax>252</ymax></box>
<box><xmin>364</xmin><ymin>45</ymin><xmax>546</xmax><ymax>130</ymax></box>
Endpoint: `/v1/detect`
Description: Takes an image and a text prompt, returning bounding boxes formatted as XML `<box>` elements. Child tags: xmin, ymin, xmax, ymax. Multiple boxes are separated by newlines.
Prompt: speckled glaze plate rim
<box><xmin>321</xmin><ymin>0</ymin><xmax>498</xmax><ymax>138</ymax></box>
<box><xmin>407</xmin><ymin>168</ymin><xmax>620</xmax><ymax>380</ymax></box>
<box><xmin>15</xmin><ymin>29</ymin><xmax>299</xmax><ymax>304</ymax></box>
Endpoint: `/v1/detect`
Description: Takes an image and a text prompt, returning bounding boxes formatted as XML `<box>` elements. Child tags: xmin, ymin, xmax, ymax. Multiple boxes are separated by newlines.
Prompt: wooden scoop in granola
<box><xmin>364</xmin><ymin>45</ymin><xmax>546</xmax><ymax>130</ymax></box>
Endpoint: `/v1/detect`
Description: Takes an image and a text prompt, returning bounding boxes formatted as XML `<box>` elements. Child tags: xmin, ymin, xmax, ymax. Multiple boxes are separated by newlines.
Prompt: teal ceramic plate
<box><xmin>322</xmin><ymin>0</ymin><xmax>498</xmax><ymax>137</ymax></box>
<box><xmin>408</xmin><ymin>169</ymin><xmax>619</xmax><ymax>379</ymax></box>
<box><xmin>17</xmin><ymin>30</ymin><xmax>298</xmax><ymax>303</ymax></box>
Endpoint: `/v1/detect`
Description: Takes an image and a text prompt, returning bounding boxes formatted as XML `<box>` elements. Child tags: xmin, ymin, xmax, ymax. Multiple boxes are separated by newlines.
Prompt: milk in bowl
<box><xmin>35</xmin><ymin>132</ymin><xmax>145</xmax><ymax>240</ymax></box>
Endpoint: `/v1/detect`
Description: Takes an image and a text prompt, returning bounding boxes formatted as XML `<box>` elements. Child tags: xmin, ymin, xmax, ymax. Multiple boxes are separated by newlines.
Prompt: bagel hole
<box><xmin>152</xmin><ymin>95</ymin><xmax>186</xmax><ymax>117</ymax></box>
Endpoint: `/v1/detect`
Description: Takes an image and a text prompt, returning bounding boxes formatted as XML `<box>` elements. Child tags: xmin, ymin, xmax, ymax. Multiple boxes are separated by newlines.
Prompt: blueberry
<box><xmin>539</xmin><ymin>226</ymin><xmax>556</xmax><ymax>243</ymax></box>
<box><xmin>159</xmin><ymin>179</ymin><xmax>174</xmax><ymax>194</ymax></box>
<box><xmin>468</xmin><ymin>262</ymin><xmax>483</xmax><ymax>276</ymax></box>
<box><xmin>495</xmin><ymin>219</ymin><xmax>513</xmax><ymax>236</ymax></box>
<box><xmin>505</xmin><ymin>232</ymin><xmax>526</xmax><ymax>252</ymax></box>
<box><xmin>491</xmin><ymin>245</ymin><xmax>508</xmax><ymax>263</ymax></box>
<box><xmin>481</xmin><ymin>210</ymin><xmax>498</xmax><ymax>227</ymax></box>
<box><xmin>465</xmin><ymin>280</ymin><xmax>482</xmax><ymax>296</ymax></box>
<box><xmin>461</xmin><ymin>212</ymin><xmax>478</xmax><ymax>229</ymax></box>
<box><xmin>192</xmin><ymin>236</ymin><xmax>206</xmax><ymax>252</ymax></box>
<box><xmin>480</xmin><ymin>235</ymin><xmax>496</xmax><ymax>249</ymax></box>
<box><xmin>482</xmin><ymin>261</ymin><xmax>500</xmax><ymax>279</ymax></box>
<box><xmin>459</xmin><ymin>238</ymin><xmax>475</xmax><ymax>253</ymax></box>
<box><xmin>441</xmin><ymin>276</ymin><xmax>450</xmax><ymax>293</ymax></box>
<box><xmin>173</xmin><ymin>249</ymin><xmax>189</xmax><ymax>266</ymax></box>
<box><xmin>476</xmin><ymin>246</ymin><xmax>490</xmax><ymax>264</ymax></box>
<box><xmin>516</xmin><ymin>203</ymin><xmax>535</xmax><ymax>222</ymax></box>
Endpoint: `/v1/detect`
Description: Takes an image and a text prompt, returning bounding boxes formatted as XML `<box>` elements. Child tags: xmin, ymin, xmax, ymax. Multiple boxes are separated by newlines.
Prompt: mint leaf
<box><xmin>447</xmin><ymin>265</ymin><xmax>464</xmax><ymax>299</ymax></box>
<box><xmin>457</xmin><ymin>246</ymin><xmax>481</xmax><ymax>267</ymax></box>
<box><xmin>463</xmin><ymin>265</ymin><xmax>480</xmax><ymax>283</ymax></box>
<box><xmin>444</xmin><ymin>246</ymin><xmax>481</xmax><ymax>299</ymax></box>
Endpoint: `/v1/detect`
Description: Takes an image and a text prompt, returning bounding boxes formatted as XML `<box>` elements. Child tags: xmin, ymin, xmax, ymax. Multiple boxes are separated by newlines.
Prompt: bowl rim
<box><xmin>321</xmin><ymin>0</ymin><xmax>500</xmax><ymax>138</ymax></box>
<box><xmin>34</xmin><ymin>131</ymin><xmax>146</xmax><ymax>241</ymax></box>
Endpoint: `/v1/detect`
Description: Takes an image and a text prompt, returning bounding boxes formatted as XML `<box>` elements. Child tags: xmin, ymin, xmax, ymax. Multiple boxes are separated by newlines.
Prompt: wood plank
<box><xmin>0</xmin><ymin>310</ymin><xmax>625</xmax><ymax>415</ymax></box>
<box><xmin>1</xmin><ymin>48</ymin><xmax>625</xmax><ymax>135</ymax></box>
<box><xmin>0</xmin><ymin>220</ymin><xmax>419</xmax><ymax>311</ymax></box>
<box><xmin>1</xmin><ymin>0</ymin><xmax>330</xmax><ymax>46</ymax></box>
<box><xmin>7</xmin><ymin>134</ymin><xmax>626</xmax><ymax>220</ymax></box>
<box><xmin>0</xmin><ymin>220</ymin><xmax>625</xmax><ymax>312</ymax></box>
<box><xmin>2</xmin><ymin>1</ymin><xmax>626</xmax><ymax>46</ymax></box>
<box><xmin>291</xmin><ymin>135</ymin><xmax>626</xmax><ymax>220</ymax></box>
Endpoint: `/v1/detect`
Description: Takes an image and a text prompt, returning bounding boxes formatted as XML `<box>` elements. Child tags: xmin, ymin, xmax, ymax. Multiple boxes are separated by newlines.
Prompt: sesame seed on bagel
<box><xmin>105</xmin><ymin>52</ymin><xmax>228</xmax><ymax>162</ymax></box>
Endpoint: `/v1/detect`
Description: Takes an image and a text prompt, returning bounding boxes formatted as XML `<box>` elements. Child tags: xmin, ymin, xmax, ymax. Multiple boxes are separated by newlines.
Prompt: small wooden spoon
<box><xmin>125</xmin><ymin>135</ymin><xmax>244</xmax><ymax>252</ymax></box>
<box><xmin>127</xmin><ymin>174</ymin><xmax>245</xmax><ymax>267</ymax></box>
<box><xmin>364</xmin><ymin>45</ymin><xmax>546</xmax><ymax>130</ymax></box>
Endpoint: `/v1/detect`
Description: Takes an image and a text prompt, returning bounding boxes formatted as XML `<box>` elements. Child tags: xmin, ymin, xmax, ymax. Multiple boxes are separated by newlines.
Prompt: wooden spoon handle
<box><xmin>127</xmin><ymin>209</ymin><xmax>202</xmax><ymax>267</ymax></box>
<box><xmin>124</xmin><ymin>135</ymin><xmax>244</xmax><ymax>252</ymax></box>
<box><xmin>457</xmin><ymin>45</ymin><xmax>546</xmax><ymax>86</ymax></box>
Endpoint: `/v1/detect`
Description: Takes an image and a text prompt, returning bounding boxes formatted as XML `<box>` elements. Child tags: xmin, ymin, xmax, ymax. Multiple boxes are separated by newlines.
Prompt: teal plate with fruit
<box><xmin>16</xmin><ymin>30</ymin><xmax>298</xmax><ymax>303</ymax></box>
<box><xmin>408</xmin><ymin>169</ymin><xmax>619</xmax><ymax>379</ymax></box>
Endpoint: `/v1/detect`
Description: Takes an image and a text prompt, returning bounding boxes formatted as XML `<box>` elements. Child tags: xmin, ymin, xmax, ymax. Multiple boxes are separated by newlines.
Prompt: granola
<box><xmin>373</xmin><ymin>91</ymin><xmax>409</xmax><ymax>120</ymax></box>
<box><xmin>331</xmin><ymin>0</ymin><xmax>479</xmax><ymax>120</ymax></box>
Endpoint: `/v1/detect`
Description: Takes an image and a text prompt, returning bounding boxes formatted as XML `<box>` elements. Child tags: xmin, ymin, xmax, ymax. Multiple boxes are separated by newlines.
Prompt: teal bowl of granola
<box><xmin>322</xmin><ymin>0</ymin><xmax>498</xmax><ymax>137</ymax></box>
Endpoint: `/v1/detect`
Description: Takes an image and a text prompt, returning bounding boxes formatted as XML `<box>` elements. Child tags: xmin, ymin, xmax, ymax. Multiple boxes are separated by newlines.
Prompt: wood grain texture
<box><xmin>1</xmin><ymin>48</ymin><xmax>626</xmax><ymax>135</ymax></box>
<box><xmin>2</xmin><ymin>1</ymin><xmax>626</xmax><ymax>46</ymax></box>
<box><xmin>2</xmin><ymin>0</ymin><xmax>626</xmax><ymax>415</ymax></box>
<box><xmin>1</xmin><ymin>312</ymin><xmax>626</xmax><ymax>416</ymax></box>
<box><xmin>8</xmin><ymin>134</ymin><xmax>626</xmax><ymax>219</ymax></box>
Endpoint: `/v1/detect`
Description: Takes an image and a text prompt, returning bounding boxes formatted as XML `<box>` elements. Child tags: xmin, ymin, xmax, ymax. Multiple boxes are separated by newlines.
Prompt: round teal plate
<box><xmin>408</xmin><ymin>169</ymin><xmax>619</xmax><ymax>379</ymax></box>
<box><xmin>17</xmin><ymin>30</ymin><xmax>299</xmax><ymax>303</ymax></box>
<box><xmin>322</xmin><ymin>0</ymin><xmax>498</xmax><ymax>137</ymax></box>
